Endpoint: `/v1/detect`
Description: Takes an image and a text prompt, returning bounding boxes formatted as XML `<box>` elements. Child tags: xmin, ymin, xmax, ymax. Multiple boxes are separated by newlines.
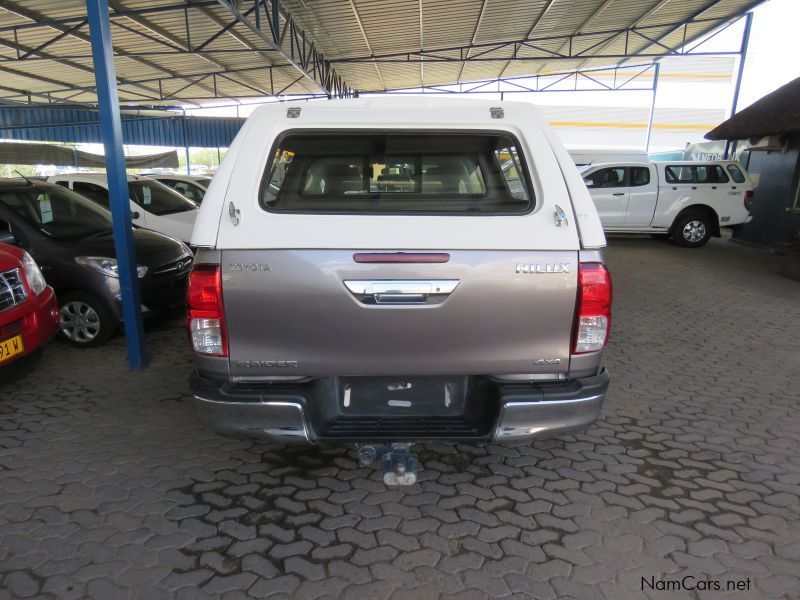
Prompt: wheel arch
<box><xmin>56</xmin><ymin>287</ymin><xmax>120</xmax><ymax>318</ymax></box>
<box><xmin>670</xmin><ymin>204</ymin><xmax>721</xmax><ymax>238</ymax></box>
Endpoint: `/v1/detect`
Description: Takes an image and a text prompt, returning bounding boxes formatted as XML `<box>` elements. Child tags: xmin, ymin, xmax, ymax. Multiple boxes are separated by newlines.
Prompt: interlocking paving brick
<box><xmin>1</xmin><ymin>238</ymin><xmax>799</xmax><ymax>598</ymax></box>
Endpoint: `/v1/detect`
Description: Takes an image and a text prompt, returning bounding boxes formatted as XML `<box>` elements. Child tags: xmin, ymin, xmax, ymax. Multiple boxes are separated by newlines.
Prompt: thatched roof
<box><xmin>706</xmin><ymin>76</ymin><xmax>800</xmax><ymax>141</ymax></box>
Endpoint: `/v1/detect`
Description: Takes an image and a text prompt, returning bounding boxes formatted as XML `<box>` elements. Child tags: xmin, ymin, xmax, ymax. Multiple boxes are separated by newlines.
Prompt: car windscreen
<box><xmin>168</xmin><ymin>180</ymin><xmax>207</xmax><ymax>203</ymax></box>
<box><xmin>260</xmin><ymin>132</ymin><xmax>533</xmax><ymax>214</ymax></box>
<box><xmin>0</xmin><ymin>186</ymin><xmax>113</xmax><ymax>241</ymax></box>
<box><xmin>128</xmin><ymin>181</ymin><xmax>197</xmax><ymax>215</ymax></box>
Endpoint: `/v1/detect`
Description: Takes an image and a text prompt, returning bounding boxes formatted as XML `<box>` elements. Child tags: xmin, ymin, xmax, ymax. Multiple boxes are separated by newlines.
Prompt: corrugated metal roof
<box><xmin>0</xmin><ymin>0</ymin><xmax>765</xmax><ymax>104</ymax></box>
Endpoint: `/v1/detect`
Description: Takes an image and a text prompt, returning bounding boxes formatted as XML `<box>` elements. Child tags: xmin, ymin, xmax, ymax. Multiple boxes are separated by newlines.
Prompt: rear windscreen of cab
<box><xmin>259</xmin><ymin>132</ymin><xmax>534</xmax><ymax>214</ymax></box>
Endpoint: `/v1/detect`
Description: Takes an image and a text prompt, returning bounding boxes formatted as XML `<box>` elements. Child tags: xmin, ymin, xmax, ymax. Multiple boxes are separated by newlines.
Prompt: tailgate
<box><xmin>223</xmin><ymin>249</ymin><xmax>577</xmax><ymax>379</ymax></box>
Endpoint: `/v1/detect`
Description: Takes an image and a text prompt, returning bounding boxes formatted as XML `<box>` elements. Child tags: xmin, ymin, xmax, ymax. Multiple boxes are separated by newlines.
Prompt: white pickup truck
<box><xmin>581</xmin><ymin>161</ymin><xmax>753</xmax><ymax>247</ymax></box>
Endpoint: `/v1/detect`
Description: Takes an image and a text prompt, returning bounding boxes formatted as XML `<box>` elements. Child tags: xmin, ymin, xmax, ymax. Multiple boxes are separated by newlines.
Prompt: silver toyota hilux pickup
<box><xmin>187</xmin><ymin>97</ymin><xmax>611</xmax><ymax>484</ymax></box>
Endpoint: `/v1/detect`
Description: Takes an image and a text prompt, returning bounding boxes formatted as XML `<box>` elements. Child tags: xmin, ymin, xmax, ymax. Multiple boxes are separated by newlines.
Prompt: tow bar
<box><xmin>357</xmin><ymin>443</ymin><xmax>418</xmax><ymax>486</ymax></box>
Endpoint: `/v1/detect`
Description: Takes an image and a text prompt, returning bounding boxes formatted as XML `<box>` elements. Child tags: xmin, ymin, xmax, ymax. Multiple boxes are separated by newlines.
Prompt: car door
<box><xmin>584</xmin><ymin>167</ymin><xmax>629</xmax><ymax>226</ymax></box>
<box><xmin>624</xmin><ymin>166</ymin><xmax>658</xmax><ymax>226</ymax></box>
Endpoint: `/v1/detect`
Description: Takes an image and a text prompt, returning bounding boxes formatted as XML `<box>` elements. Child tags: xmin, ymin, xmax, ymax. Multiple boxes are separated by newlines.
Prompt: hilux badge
<box><xmin>516</xmin><ymin>263</ymin><xmax>569</xmax><ymax>274</ymax></box>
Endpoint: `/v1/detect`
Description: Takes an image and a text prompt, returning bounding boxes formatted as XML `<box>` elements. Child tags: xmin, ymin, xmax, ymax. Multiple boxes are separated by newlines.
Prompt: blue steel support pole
<box><xmin>645</xmin><ymin>62</ymin><xmax>660</xmax><ymax>152</ymax></box>
<box><xmin>725</xmin><ymin>12</ymin><xmax>753</xmax><ymax>159</ymax></box>
<box><xmin>86</xmin><ymin>0</ymin><xmax>147</xmax><ymax>370</ymax></box>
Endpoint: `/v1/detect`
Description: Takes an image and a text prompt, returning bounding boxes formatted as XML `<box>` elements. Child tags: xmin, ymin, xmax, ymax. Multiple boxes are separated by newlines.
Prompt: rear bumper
<box><xmin>191</xmin><ymin>369</ymin><xmax>609</xmax><ymax>444</ymax></box>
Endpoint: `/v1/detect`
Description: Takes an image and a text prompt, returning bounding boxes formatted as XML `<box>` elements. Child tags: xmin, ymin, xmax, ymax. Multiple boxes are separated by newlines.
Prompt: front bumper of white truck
<box><xmin>190</xmin><ymin>369</ymin><xmax>609</xmax><ymax>444</ymax></box>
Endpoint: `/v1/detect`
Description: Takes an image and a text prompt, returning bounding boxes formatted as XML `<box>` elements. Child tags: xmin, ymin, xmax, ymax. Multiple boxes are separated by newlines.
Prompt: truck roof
<box><xmin>249</xmin><ymin>96</ymin><xmax>540</xmax><ymax>127</ymax></box>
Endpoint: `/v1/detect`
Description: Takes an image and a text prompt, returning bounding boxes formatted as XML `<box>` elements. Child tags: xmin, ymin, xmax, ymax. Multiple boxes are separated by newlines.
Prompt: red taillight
<box><xmin>186</xmin><ymin>264</ymin><xmax>227</xmax><ymax>357</ymax></box>
<box><xmin>572</xmin><ymin>262</ymin><xmax>612</xmax><ymax>354</ymax></box>
<box><xmin>744</xmin><ymin>190</ymin><xmax>753</xmax><ymax>212</ymax></box>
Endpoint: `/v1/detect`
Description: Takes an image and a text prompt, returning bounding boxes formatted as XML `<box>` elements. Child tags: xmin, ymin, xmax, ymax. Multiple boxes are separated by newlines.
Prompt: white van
<box><xmin>48</xmin><ymin>173</ymin><xmax>199</xmax><ymax>243</ymax></box>
<box><xmin>580</xmin><ymin>161</ymin><xmax>753</xmax><ymax>247</ymax></box>
<box><xmin>186</xmin><ymin>97</ymin><xmax>612</xmax><ymax>482</ymax></box>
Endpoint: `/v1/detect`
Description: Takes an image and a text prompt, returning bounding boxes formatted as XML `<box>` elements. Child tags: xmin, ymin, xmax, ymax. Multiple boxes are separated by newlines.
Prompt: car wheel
<box><xmin>673</xmin><ymin>213</ymin><xmax>712</xmax><ymax>248</ymax></box>
<box><xmin>58</xmin><ymin>292</ymin><xmax>117</xmax><ymax>347</ymax></box>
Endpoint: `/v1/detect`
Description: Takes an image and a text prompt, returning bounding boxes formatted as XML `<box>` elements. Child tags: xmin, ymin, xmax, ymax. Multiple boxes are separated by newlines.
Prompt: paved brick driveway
<box><xmin>1</xmin><ymin>237</ymin><xmax>799</xmax><ymax>599</ymax></box>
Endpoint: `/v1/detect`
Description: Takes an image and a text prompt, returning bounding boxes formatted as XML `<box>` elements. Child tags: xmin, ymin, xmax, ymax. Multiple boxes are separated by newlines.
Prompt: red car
<box><xmin>0</xmin><ymin>242</ymin><xmax>59</xmax><ymax>374</ymax></box>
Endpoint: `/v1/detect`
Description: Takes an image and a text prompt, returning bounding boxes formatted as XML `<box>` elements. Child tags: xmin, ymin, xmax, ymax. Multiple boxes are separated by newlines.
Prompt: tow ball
<box><xmin>357</xmin><ymin>443</ymin><xmax>418</xmax><ymax>486</ymax></box>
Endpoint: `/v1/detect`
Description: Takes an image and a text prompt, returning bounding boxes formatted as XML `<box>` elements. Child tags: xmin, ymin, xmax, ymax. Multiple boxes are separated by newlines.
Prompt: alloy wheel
<box><xmin>60</xmin><ymin>300</ymin><xmax>101</xmax><ymax>343</ymax></box>
<box><xmin>682</xmin><ymin>220</ymin><xmax>707</xmax><ymax>243</ymax></box>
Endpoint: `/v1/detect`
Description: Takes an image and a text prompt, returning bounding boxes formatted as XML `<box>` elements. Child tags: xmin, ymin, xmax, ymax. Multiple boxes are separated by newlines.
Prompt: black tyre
<box><xmin>58</xmin><ymin>292</ymin><xmax>118</xmax><ymax>347</ymax></box>
<box><xmin>672</xmin><ymin>213</ymin><xmax>712</xmax><ymax>248</ymax></box>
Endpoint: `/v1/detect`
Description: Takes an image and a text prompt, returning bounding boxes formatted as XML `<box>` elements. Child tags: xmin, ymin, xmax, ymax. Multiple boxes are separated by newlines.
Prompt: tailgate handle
<box><xmin>344</xmin><ymin>280</ymin><xmax>460</xmax><ymax>305</ymax></box>
<box><xmin>374</xmin><ymin>293</ymin><xmax>426</xmax><ymax>304</ymax></box>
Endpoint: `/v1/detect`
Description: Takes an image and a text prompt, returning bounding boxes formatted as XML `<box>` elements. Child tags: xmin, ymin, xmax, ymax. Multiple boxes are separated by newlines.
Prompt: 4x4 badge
<box><xmin>534</xmin><ymin>358</ymin><xmax>561</xmax><ymax>365</ymax></box>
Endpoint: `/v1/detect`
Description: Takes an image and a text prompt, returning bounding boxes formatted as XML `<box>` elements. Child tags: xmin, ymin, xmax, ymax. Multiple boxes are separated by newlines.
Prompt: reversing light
<box><xmin>573</xmin><ymin>262</ymin><xmax>612</xmax><ymax>354</ymax></box>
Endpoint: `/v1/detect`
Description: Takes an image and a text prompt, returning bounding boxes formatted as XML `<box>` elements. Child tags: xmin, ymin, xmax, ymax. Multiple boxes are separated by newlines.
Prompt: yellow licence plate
<box><xmin>0</xmin><ymin>335</ymin><xmax>24</xmax><ymax>364</ymax></box>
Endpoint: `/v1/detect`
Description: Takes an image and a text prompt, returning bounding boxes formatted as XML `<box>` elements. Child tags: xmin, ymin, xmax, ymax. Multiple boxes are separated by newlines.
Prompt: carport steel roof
<box><xmin>0</xmin><ymin>0</ymin><xmax>766</xmax><ymax>105</ymax></box>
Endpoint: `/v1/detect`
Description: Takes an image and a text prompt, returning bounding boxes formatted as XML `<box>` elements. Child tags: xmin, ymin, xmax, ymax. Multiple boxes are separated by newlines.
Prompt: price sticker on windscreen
<box><xmin>142</xmin><ymin>186</ymin><xmax>152</xmax><ymax>205</ymax></box>
<box><xmin>38</xmin><ymin>194</ymin><xmax>54</xmax><ymax>223</ymax></box>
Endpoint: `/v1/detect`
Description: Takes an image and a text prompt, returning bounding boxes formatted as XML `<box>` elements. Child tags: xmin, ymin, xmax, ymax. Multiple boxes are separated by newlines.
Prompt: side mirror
<box><xmin>583</xmin><ymin>178</ymin><xmax>594</xmax><ymax>188</ymax></box>
<box><xmin>0</xmin><ymin>229</ymin><xmax>16</xmax><ymax>245</ymax></box>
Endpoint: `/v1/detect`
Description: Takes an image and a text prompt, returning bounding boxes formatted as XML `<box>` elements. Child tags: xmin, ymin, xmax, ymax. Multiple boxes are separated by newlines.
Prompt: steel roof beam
<box><xmin>190</xmin><ymin>2</ymin><xmax>283</xmax><ymax>97</ymax></box>
<box><xmin>618</xmin><ymin>0</ymin><xmax>742</xmax><ymax>64</ymax></box>
<box><xmin>0</xmin><ymin>7</ymin><xmax>163</xmax><ymax>99</ymax></box>
<box><xmin>0</xmin><ymin>84</ymin><xmax>61</xmax><ymax>102</ymax></box>
<box><xmin>330</xmin><ymin>15</ymin><xmax>734</xmax><ymax>64</ymax></box>
<box><xmin>418</xmin><ymin>0</ymin><xmax>424</xmax><ymax>87</ymax></box>
<box><xmin>570</xmin><ymin>0</ymin><xmax>675</xmax><ymax>72</ymax></box>
<box><xmin>347</xmin><ymin>0</ymin><xmax>385</xmax><ymax>91</ymax></box>
<box><xmin>0</xmin><ymin>1</ymin><xmax>219</xmax><ymax>34</ymax></box>
<box><xmin>0</xmin><ymin>0</ymin><xmax>219</xmax><ymax>100</ymax></box>
<box><xmin>497</xmin><ymin>0</ymin><xmax>556</xmax><ymax>78</ymax></box>
<box><xmin>108</xmin><ymin>0</ymin><xmax>268</xmax><ymax>98</ymax></box>
<box><xmin>457</xmin><ymin>0</ymin><xmax>489</xmax><ymax>83</ymax></box>
<box><xmin>214</xmin><ymin>0</ymin><xmax>353</xmax><ymax>97</ymax></box>
<box><xmin>18</xmin><ymin>63</ymin><xmax>284</xmax><ymax>104</ymax></box>
<box><xmin>192</xmin><ymin>3</ymin><xmax>273</xmax><ymax>64</ymax></box>
<box><xmin>534</xmin><ymin>0</ymin><xmax>615</xmax><ymax>74</ymax></box>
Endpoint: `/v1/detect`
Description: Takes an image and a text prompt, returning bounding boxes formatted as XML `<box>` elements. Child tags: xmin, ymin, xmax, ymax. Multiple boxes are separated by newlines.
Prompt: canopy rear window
<box><xmin>260</xmin><ymin>132</ymin><xmax>533</xmax><ymax>214</ymax></box>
